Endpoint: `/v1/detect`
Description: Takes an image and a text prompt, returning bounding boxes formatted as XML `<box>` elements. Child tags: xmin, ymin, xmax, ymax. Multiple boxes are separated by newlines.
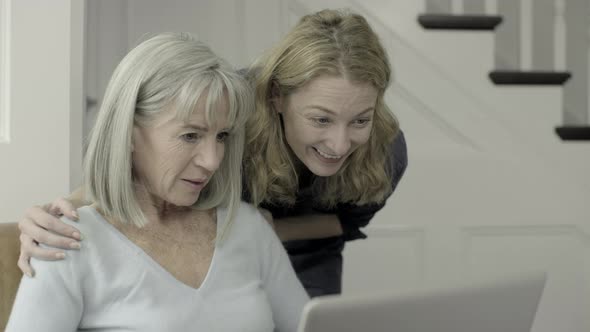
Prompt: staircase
<box><xmin>419</xmin><ymin>0</ymin><xmax>590</xmax><ymax>141</ymax></box>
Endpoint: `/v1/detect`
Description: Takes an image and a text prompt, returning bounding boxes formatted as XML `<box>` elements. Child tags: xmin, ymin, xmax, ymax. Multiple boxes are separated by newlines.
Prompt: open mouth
<box><xmin>312</xmin><ymin>147</ymin><xmax>343</xmax><ymax>162</ymax></box>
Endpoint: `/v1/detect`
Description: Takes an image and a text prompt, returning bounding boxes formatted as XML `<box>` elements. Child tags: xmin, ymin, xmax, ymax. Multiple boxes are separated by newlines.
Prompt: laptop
<box><xmin>298</xmin><ymin>272</ymin><xmax>547</xmax><ymax>332</ymax></box>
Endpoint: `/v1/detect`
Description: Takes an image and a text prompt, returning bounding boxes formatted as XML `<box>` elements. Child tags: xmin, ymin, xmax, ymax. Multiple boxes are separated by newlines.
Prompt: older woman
<box><xmin>6</xmin><ymin>33</ymin><xmax>307</xmax><ymax>332</ymax></box>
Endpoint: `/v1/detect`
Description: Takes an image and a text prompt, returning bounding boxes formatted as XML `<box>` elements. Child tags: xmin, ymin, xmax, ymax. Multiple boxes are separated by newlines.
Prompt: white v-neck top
<box><xmin>7</xmin><ymin>203</ymin><xmax>309</xmax><ymax>332</ymax></box>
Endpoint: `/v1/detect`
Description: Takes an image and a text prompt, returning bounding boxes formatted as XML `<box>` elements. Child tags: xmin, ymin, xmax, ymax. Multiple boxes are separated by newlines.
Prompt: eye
<box><xmin>181</xmin><ymin>133</ymin><xmax>200</xmax><ymax>143</ymax></box>
<box><xmin>216</xmin><ymin>131</ymin><xmax>230</xmax><ymax>143</ymax></box>
<box><xmin>352</xmin><ymin>118</ymin><xmax>372</xmax><ymax>127</ymax></box>
<box><xmin>312</xmin><ymin>117</ymin><xmax>331</xmax><ymax>126</ymax></box>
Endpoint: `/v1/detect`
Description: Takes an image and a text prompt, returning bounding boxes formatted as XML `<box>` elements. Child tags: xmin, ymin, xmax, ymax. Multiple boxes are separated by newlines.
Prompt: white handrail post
<box><xmin>495</xmin><ymin>0</ymin><xmax>521</xmax><ymax>70</ymax></box>
<box><xmin>520</xmin><ymin>0</ymin><xmax>532</xmax><ymax>71</ymax></box>
<box><xmin>531</xmin><ymin>0</ymin><xmax>555</xmax><ymax>71</ymax></box>
<box><xmin>425</xmin><ymin>0</ymin><xmax>452</xmax><ymax>14</ymax></box>
<box><xmin>451</xmin><ymin>0</ymin><xmax>462</xmax><ymax>14</ymax></box>
<box><xmin>485</xmin><ymin>0</ymin><xmax>498</xmax><ymax>15</ymax></box>
<box><xmin>464</xmin><ymin>0</ymin><xmax>485</xmax><ymax>15</ymax></box>
<box><xmin>554</xmin><ymin>0</ymin><xmax>566</xmax><ymax>72</ymax></box>
<box><xmin>564</xmin><ymin>0</ymin><xmax>589</xmax><ymax>124</ymax></box>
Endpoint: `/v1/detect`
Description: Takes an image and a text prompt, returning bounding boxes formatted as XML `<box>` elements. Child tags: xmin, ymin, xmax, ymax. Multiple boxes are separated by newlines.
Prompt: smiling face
<box><xmin>131</xmin><ymin>95</ymin><xmax>231</xmax><ymax>209</ymax></box>
<box><xmin>278</xmin><ymin>75</ymin><xmax>378</xmax><ymax>177</ymax></box>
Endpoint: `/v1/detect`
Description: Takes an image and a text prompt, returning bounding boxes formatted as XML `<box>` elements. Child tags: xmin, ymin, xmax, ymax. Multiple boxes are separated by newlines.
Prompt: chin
<box><xmin>174</xmin><ymin>195</ymin><xmax>200</xmax><ymax>207</ymax></box>
<box><xmin>307</xmin><ymin>163</ymin><xmax>342</xmax><ymax>177</ymax></box>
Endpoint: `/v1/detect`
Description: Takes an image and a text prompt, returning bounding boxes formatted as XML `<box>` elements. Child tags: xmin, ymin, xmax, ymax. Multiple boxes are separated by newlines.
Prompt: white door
<box><xmin>0</xmin><ymin>0</ymin><xmax>85</xmax><ymax>224</ymax></box>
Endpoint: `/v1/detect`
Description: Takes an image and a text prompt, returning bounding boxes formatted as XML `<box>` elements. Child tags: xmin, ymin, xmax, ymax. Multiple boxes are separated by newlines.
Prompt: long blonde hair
<box><xmin>244</xmin><ymin>9</ymin><xmax>399</xmax><ymax>208</ymax></box>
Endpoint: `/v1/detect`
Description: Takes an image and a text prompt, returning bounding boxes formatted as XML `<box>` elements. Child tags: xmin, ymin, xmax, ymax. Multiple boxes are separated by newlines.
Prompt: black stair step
<box><xmin>555</xmin><ymin>126</ymin><xmax>590</xmax><ymax>141</ymax></box>
<box><xmin>418</xmin><ymin>14</ymin><xmax>502</xmax><ymax>30</ymax></box>
<box><xmin>489</xmin><ymin>71</ymin><xmax>571</xmax><ymax>85</ymax></box>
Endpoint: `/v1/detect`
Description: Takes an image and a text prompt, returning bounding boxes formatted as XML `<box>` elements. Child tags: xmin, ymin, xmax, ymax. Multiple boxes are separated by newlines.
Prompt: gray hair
<box><xmin>84</xmin><ymin>33</ymin><xmax>252</xmax><ymax>239</ymax></box>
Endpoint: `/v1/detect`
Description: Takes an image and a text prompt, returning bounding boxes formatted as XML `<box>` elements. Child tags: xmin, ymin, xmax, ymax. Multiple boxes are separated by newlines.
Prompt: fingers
<box><xmin>48</xmin><ymin>197</ymin><xmax>79</xmax><ymax>220</ymax></box>
<box><xmin>20</xmin><ymin>233</ymin><xmax>67</xmax><ymax>261</ymax></box>
<box><xmin>24</xmin><ymin>205</ymin><xmax>82</xmax><ymax>241</ymax></box>
<box><xmin>18</xmin><ymin>233</ymin><xmax>68</xmax><ymax>278</ymax></box>
<box><xmin>19</xmin><ymin>217</ymin><xmax>81</xmax><ymax>250</ymax></box>
<box><xmin>18</xmin><ymin>250</ymin><xmax>34</xmax><ymax>278</ymax></box>
<box><xmin>17</xmin><ymin>202</ymin><xmax>82</xmax><ymax>278</ymax></box>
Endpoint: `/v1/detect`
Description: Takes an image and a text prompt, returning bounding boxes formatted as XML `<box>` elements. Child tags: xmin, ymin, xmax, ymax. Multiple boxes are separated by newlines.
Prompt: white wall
<box><xmin>0</xmin><ymin>0</ymin><xmax>84</xmax><ymax>223</ymax></box>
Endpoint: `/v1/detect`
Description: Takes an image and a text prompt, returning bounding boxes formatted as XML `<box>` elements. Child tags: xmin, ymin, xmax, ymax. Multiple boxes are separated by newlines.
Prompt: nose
<box><xmin>325</xmin><ymin>126</ymin><xmax>351</xmax><ymax>156</ymax></box>
<box><xmin>193</xmin><ymin>137</ymin><xmax>224</xmax><ymax>173</ymax></box>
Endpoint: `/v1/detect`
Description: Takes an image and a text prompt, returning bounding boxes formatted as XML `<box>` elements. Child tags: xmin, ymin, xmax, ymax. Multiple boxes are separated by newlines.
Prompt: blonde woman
<box><xmin>7</xmin><ymin>33</ymin><xmax>307</xmax><ymax>332</ymax></box>
<box><xmin>17</xmin><ymin>9</ymin><xmax>407</xmax><ymax>298</ymax></box>
<box><xmin>242</xmin><ymin>9</ymin><xmax>407</xmax><ymax>296</ymax></box>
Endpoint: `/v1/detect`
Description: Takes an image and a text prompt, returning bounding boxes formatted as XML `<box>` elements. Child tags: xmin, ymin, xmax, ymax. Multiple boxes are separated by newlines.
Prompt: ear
<box><xmin>271</xmin><ymin>95</ymin><xmax>283</xmax><ymax>114</ymax></box>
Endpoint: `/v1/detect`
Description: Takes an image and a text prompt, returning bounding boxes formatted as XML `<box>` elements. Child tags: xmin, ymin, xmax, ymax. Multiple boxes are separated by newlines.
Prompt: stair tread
<box><xmin>489</xmin><ymin>71</ymin><xmax>571</xmax><ymax>85</ymax></box>
<box><xmin>555</xmin><ymin>126</ymin><xmax>590</xmax><ymax>141</ymax></box>
<box><xmin>418</xmin><ymin>14</ymin><xmax>502</xmax><ymax>30</ymax></box>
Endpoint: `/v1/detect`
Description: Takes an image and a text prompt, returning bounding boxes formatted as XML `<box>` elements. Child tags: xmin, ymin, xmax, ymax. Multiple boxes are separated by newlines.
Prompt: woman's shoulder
<box><xmin>234</xmin><ymin>201</ymin><xmax>265</xmax><ymax>223</ymax></box>
<box><xmin>59</xmin><ymin>205</ymin><xmax>107</xmax><ymax>236</ymax></box>
<box><xmin>221</xmin><ymin>201</ymin><xmax>270</xmax><ymax>233</ymax></box>
<box><xmin>31</xmin><ymin>206</ymin><xmax>106</xmax><ymax>280</ymax></box>
<box><xmin>56</xmin><ymin>205</ymin><xmax>124</xmax><ymax>255</ymax></box>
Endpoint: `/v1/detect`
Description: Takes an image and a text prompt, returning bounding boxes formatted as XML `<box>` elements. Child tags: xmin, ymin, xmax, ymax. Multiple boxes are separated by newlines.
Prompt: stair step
<box><xmin>489</xmin><ymin>71</ymin><xmax>571</xmax><ymax>85</ymax></box>
<box><xmin>555</xmin><ymin>126</ymin><xmax>590</xmax><ymax>141</ymax></box>
<box><xmin>418</xmin><ymin>14</ymin><xmax>502</xmax><ymax>30</ymax></box>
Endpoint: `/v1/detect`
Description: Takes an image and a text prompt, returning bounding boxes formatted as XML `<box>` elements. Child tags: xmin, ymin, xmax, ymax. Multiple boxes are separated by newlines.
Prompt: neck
<box><xmin>133</xmin><ymin>183</ymin><xmax>193</xmax><ymax>225</ymax></box>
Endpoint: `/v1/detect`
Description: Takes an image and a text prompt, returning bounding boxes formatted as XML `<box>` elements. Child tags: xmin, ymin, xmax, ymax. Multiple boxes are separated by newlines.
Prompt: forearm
<box><xmin>273</xmin><ymin>214</ymin><xmax>343</xmax><ymax>242</ymax></box>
